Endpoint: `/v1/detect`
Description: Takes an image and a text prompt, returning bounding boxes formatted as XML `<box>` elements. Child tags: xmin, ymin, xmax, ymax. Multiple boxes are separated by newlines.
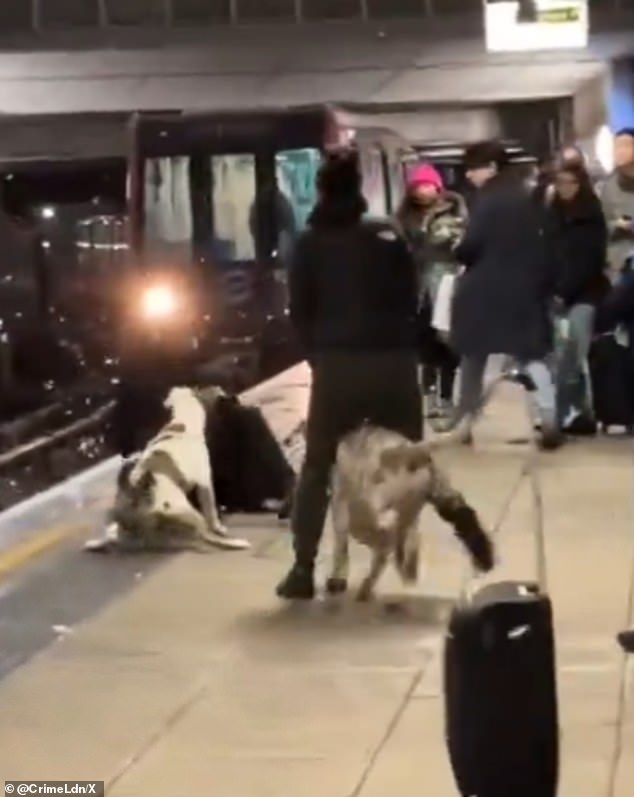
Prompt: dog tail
<box><xmin>428</xmin><ymin>466</ymin><xmax>496</xmax><ymax>574</ymax></box>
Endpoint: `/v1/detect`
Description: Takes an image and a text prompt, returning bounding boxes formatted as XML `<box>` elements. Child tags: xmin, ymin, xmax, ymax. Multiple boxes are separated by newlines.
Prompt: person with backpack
<box><xmin>276</xmin><ymin>148</ymin><xmax>422</xmax><ymax>600</ymax></box>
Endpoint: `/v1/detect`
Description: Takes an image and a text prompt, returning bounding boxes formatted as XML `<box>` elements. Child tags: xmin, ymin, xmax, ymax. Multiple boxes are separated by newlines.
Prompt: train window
<box><xmin>144</xmin><ymin>153</ymin><xmax>257</xmax><ymax>264</ymax></box>
<box><xmin>359</xmin><ymin>146</ymin><xmax>388</xmax><ymax>218</ymax></box>
<box><xmin>144</xmin><ymin>156</ymin><xmax>194</xmax><ymax>263</ymax></box>
<box><xmin>211</xmin><ymin>153</ymin><xmax>256</xmax><ymax>261</ymax></box>
<box><xmin>275</xmin><ymin>148</ymin><xmax>320</xmax><ymax>231</ymax></box>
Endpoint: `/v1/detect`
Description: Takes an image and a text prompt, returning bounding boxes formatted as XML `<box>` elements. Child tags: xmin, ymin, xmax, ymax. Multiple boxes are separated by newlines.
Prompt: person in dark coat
<box><xmin>276</xmin><ymin>148</ymin><xmax>422</xmax><ymax>601</ymax></box>
<box><xmin>447</xmin><ymin>139</ymin><xmax>563</xmax><ymax>449</ymax></box>
<box><xmin>544</xmin><ymin>162</ymin><xmax>608</xmax><ymax>434</ymax></box>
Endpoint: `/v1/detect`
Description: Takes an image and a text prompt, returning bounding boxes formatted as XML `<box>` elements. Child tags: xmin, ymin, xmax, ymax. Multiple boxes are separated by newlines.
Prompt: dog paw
<box><xmin>213</xmin><ymin>524</ymin><xmax>229</xmax><ymax>538</ymax></box>
<box><xmin>325</xmin><ymin>577</ymin><xmax>348</xmax><ymax>595</ymax></box>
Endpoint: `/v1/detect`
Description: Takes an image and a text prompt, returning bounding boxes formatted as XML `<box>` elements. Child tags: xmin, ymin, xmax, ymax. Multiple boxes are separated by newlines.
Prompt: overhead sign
<box><xmin>484</xmin><ymin>0</ymin><xmax>589</xmax><ymax>52</ymax></box>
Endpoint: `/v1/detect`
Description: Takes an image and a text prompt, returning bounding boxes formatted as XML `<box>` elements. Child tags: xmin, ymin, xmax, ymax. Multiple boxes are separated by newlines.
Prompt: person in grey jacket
<box><xmin>600</xmin><ymin>128</ymin><xmax>634</xmax><ymax>282</ymax></box>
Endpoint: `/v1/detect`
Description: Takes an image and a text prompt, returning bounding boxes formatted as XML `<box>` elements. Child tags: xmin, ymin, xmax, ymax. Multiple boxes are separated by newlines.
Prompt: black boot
<box><xmin>276</xmin><ymin>563</ymin><xmax>315</xmax><ymax>600</ymax></box>
<box><xmin>617</xmin><ymin>628</ymin><xmax>634</xmax><ymax>653</ymax></box>
<box><xmin>564</xmin><ymin>415</ymin><xmax>597</xmax><ymax>437</ymax></box>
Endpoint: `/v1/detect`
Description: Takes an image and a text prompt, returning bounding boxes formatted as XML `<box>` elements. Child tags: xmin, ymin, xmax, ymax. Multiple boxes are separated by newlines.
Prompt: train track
<box><xmin>0</xmin><ymin>391</ymin><xmax>115</xmax><ymax>513</ymax></box>
<box><xmin>0</xmin><ymin>340</ymin><xmax>299</xmax><ymax>514</ymax></box>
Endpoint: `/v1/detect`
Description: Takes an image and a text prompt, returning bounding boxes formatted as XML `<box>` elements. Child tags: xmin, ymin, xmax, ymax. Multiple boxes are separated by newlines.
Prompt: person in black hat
<box><xmin>276</xmin><ymin>148</ymin><xmax>423</xmax><ymax>601</ymax></box>
<box><xmin>442</xmin><ymin>139</ymin><xmax>563</xmax><ymax>449</ymax></box>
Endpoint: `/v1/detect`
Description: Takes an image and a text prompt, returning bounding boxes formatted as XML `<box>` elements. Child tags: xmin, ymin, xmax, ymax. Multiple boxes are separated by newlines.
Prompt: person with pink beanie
<box><xmin>396</xmin><ymin>162</ymin><xmax>468</xmax><ymax>423</ymax></box>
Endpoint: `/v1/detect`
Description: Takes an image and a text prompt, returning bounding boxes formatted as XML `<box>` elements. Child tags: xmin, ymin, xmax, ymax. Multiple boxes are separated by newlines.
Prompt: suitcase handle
<box><xmin>464</xmin><ymin>365</ymin><xmax>548</xmax><ymax>596</ymax></box>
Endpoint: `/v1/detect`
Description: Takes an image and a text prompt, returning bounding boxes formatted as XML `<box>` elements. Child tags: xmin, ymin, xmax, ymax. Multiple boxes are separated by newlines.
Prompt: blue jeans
<box><xmin>457</xmin><ymin>354</ymin><xmax>557</xmax><ymax>428</ymax></box>
<box><xmin>554</xmin><ymin>304</ymin><xmax>595</xmax><ymax>424</ymax></box>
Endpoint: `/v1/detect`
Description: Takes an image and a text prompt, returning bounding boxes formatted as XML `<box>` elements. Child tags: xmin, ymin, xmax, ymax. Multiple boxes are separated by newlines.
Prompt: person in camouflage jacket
<box><xmin>397</xmin><ymin>164</ymin><xmax>468</xmax><ymax>421</ymax></box>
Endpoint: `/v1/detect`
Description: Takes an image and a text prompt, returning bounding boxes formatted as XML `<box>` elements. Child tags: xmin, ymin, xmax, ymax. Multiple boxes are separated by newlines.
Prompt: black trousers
<box><xmin>419</xmin><ymin>301</ymin><xmax>458</xmax><ymax>401</ymax></box>
<box><xmin>422</xmin><ymin>342</ymin><xmax>459</xmax><ymax>401</ymax></box>
<box><xmin>290</xmin><ymin>350</ymin><xmax>422</xmax><ymax>569</ymax></box>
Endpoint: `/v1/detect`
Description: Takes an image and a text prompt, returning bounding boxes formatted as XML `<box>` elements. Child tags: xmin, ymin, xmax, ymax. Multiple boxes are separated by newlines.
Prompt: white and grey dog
<box><xmin>85</xmin><ymin>386</ymin><xmax>249</xmax><ymax>553</ymax></box>
<box><xmin>325</xmin><ymin>425</ymin><xmax>495</xmax><ymax>601</ymax></box>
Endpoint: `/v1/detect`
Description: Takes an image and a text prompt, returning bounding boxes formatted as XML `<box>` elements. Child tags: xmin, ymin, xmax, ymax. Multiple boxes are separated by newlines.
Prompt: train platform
<box><xmin>0</xmin><ymin>362</ymin><xmax>632</xmax><ymax>796</ymax></box>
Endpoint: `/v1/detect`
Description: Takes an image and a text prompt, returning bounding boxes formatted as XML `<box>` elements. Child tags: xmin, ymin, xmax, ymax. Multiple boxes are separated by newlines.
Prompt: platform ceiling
<box><xmin>0</xmin><ymin>20</ymin><xmax>615</xmax><ymax>115</ymax></box>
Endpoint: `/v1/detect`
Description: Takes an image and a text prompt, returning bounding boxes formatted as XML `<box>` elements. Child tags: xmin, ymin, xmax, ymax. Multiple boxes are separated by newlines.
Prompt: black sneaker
<box><xmin>276</xmin><ymin>564</ymin><xmax>315</xmax><ymax>600</ymax></box>
<box><xmin>564</xmin><ymin>415</ymin><xmax>597</xmax><ymax>437</ymax></box>
<box><xmin>617</xmin><ymin>628</ymin><xmax>634</xmax><ymax>653</ymax></box>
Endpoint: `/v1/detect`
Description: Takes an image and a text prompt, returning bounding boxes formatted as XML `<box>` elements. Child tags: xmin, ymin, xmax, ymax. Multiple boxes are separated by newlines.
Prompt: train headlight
<box><xmin>140</xmin><ymin>283</ymin><xmax>181</xmax><ymax>321</ymax></box>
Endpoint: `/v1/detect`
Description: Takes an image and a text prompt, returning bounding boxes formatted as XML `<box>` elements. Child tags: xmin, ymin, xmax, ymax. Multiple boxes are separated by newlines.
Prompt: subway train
<box><xmin>1</xmin><ymin>109</ymin><xmax>540</xmax><ymax>423</ymax></box>
<box><xmin>0</xmin><ymin>104</ymin><xmax>414</xmax><ymax>418</ymax></box>
<box><xmin>119</xmin><ymin>104</ymin><xmax>413</xmax><ymax>388</ymax></box>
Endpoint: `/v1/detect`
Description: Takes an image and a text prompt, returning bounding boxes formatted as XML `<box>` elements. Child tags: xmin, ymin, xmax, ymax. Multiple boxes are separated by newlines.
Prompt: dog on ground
<box><xmin>325</xmin><ymin>425</ymin><xmax>495</xmax><ymax>601</ymax></box>
<box><xmin>85</xmin><ymin>386</ymin><xmax>249</xmax><ymax>553</ymax></box>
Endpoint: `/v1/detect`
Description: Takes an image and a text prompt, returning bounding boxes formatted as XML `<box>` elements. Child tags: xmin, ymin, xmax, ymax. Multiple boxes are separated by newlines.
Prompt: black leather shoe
<box><xmin>276</xmin><ymin>564</ymin><xmax>315</xmax><ymax>600</ymax></box>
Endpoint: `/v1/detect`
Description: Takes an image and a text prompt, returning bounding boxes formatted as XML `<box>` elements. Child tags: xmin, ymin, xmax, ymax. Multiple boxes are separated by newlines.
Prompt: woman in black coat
<box><xmin>446</xmin><ymin>140</ymin><xmax>562</xmax><ymax>449</ymax></box>
<box><xmin>544</xmin><ymin>162</ymin><xmax>608</xmax><ymax>433</ymax></box>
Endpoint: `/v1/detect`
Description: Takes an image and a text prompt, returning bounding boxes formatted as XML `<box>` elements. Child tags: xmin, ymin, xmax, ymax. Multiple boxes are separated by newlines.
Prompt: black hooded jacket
<box><xmin>288</xmin><ymin>203</ymin><xmax>419</xmax><ymax>357</ymax></box>
<box><xmin>544</xmin><ymin>192</ymin><xmax>608</xmax><ymax>307</ymax></box>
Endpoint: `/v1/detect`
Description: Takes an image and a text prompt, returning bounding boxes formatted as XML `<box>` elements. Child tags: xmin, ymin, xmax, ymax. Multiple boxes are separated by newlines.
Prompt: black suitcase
<box><xmin>443</xmin><ymin>384</ymin><xmax>559</xmax><ymax>797</ymax></box>
<box><xmin>589</xmin><ymin>334</ymin><xmax>634</xmax><ymax>430</ymax></box>
<box><xmin>444</xmin><ymin>581</ymin><xmax>559</xmax><ymax>797</ymax></box>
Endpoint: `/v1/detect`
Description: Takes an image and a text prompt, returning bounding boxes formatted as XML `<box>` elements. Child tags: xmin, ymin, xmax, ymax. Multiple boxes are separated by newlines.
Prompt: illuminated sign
<box><xmin>484</xmin><ymin>0</ymin><xmax>589</xmax><ymax>52</ymax></box>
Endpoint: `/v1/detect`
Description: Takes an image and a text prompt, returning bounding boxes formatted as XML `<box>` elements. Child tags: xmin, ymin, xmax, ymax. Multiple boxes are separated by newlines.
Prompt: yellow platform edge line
<box><xmin>0</xmin><ymin>523</ymin><xmax>85</xmax><ymax>581</ymax></box>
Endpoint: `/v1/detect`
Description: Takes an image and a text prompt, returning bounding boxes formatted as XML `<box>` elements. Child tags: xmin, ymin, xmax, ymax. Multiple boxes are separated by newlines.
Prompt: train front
<box><xmin>118</xmin><ymin>112</ymin><xmax>284</xmax><ymax>383</ymax></box>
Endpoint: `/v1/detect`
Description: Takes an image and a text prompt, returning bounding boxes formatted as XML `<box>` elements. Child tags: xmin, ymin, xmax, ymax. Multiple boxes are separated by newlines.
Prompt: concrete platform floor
<box><xmin>0</xmin><ymin>365</ymin><xmax>632</xmax><ymax>796</ymax></box>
